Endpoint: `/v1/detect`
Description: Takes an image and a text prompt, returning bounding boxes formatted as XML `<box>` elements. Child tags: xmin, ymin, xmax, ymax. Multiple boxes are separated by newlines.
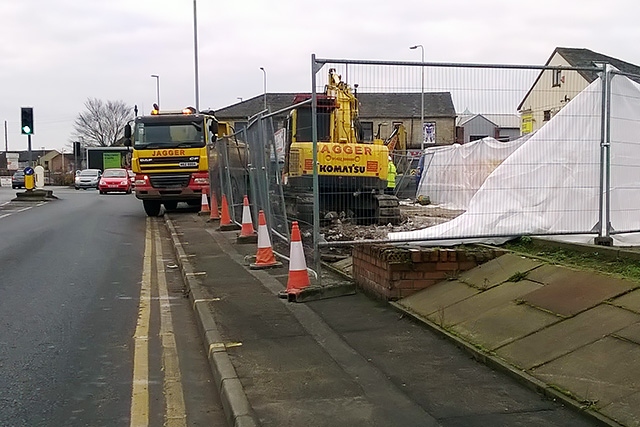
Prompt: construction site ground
<box><xmin>321</xmin><ymin>199</ymin><xmax>464</xmax><ymax>243</ymax></box>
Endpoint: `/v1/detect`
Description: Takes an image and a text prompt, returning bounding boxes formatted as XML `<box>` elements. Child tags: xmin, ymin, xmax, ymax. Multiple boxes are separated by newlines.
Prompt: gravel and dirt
<box><xmin>321</xmin><ymin>200</ymin><xmax>464</xmax><ymax>243</ymax></box>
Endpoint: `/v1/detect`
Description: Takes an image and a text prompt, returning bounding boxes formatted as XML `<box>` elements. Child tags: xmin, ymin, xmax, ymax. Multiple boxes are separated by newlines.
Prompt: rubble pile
<box><xmin>322</xmin><ymin>201</ymin><xmax>464</xmax><ymax>243</ymax></box>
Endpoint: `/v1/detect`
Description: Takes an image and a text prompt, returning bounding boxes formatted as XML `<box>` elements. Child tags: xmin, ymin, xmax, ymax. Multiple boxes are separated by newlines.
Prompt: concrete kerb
<box><xmin>163</xmin><ymin>214</ymin><xmax>259</xmax><ymax>427</ymax></box>
<box><xmin>389</xmin><ymin>302</ymin><xmax>622</xmax><ymax>427</ymax></box>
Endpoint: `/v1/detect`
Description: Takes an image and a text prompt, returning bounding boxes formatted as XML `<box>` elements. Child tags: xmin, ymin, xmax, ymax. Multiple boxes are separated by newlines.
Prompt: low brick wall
<box><xmin>352</xmin><ymin>245</ymin><xmax>505</xmax><ymax>301</ymax></box>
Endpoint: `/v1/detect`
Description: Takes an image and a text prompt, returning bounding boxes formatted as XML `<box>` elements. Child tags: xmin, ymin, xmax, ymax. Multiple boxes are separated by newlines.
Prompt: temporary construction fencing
<box><xmin>416</xmin><ymin>135</ymin><xmax>529</xmax><ymax>210</ymax></box>
<box><xmin>390</xmin><ymin>69</ymin><xmax>640</xmax><ymax>247</ymax></box>
<box><xmin>210</xmin><ymin>54</ymin><xmax>640</xmax><ymax>274</ymax></box>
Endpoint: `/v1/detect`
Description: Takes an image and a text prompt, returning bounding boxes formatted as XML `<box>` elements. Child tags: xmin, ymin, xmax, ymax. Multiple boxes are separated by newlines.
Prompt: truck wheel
<box><xmin>163</xmin><ymin>201</ymin><xmax>178</xmax><ymax>211</ymax></box>
<box><xmin>143</xmin><ymin>200</ymin><xmax>162</xmax><ymax>217</ymax></box>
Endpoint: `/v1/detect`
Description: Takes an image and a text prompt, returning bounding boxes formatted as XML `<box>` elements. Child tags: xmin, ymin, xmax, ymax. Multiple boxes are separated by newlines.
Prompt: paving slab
<box><xmin>613</xmin><ymin>321</ymin><xmax>640</xmax><ymax>345</ymax></box>
<box><xmin>526</xmin><ymin>263</ymin><xmax>580</xmax><ymax>284</ymax></box>
<box><xmin>395</xmin><ymin>280</ymin><xmax>479</xmax><ymax>319</ymax></box>
<box><xmin>599</xmin><ymin>390</ymin><xmax>640</xmax><ymax>427</ymax></box>
<box><xmin>496</xmin><ymin>304</ymin><xmax>640</xmax><ymax>370</ymax></box>
<box><xmin>522</xmin><ymin>267</ymin><xmax>635</xmax><ymax>317</ymax></box>
<box><xmin>452</xmin><ymin>302</ymin><xmax>561</xmax><ymax>351</ymax></box>
<box><xmin>611</xmin><ymin>289</ymin><xmax>640</xmax><ymax>314</ymax></box>
<box><xmin>458</xmin><ymin>253</ymin><xmax>542</xmax><ymax>290</ymax></box>
<box><xmin>532</xmin><ymin>336</ymin><xmax>640</xmax><ymax>410</ymax></box>
<box><xmin>435</xmin><ymin>279</ymin><xmax>542</xmax><ymax>328</ymax></box>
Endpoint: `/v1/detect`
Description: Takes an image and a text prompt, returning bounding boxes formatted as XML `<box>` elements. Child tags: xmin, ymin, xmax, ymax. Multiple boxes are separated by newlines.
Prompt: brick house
<box><xmin>214</xmin><ymin>92</ymin><xmax>457</xmax><ymax>149</ymax></box>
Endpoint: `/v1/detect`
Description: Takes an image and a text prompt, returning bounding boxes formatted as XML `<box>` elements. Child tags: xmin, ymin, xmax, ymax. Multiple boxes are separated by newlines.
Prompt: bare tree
<box><xmin>71</xmin><ymin>98</ymin><xmax>133</xmax><ymax>147</ymax></box>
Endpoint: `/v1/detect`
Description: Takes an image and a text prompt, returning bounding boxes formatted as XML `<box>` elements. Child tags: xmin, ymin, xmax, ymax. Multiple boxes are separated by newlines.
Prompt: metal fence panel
<box><xmin>213</xmin><ymin>56</ymin><xmax>619</xmax><ymax>275</ymax></box>
<box><xmin>607</xmin><ymin>70</ymin><xmax>640</xmax><ymax>236</ymax></box>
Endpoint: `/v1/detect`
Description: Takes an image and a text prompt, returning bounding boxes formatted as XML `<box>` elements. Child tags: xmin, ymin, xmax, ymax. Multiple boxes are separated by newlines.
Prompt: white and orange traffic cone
<box><xmin>250</xmin><ymin>210</ymin><xmax>282</xmax><ymax>269</ymax></box>
<box><xmin>283</xmin><ymin>221</ymin><xmax>310</xmax><ymax>297</ymax></box>
<box><xmin>198</xmin><ymin>192</ymin><xmax>210</xmax><ymax>216</ymax></box>
<box><xmin>237</xmin><ymin>195</ymin><xmax>258</xmax><ymax>243</ymax></box>
<box><xmin>218</xmin><ymin>194</ymin><xmax>240</xmax><ymax>231</ymax></box>
<box><xmin>207</xmin><ymin>189</ymin><xmax>220</xmax><ymax>222</ymax></box>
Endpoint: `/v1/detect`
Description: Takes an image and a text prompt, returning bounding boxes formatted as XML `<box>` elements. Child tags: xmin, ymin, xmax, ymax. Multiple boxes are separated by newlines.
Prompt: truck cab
<box><xmin>123</xmin><ymin>107</ymin><xmax>221</xmax><ymax>216</ymax></box>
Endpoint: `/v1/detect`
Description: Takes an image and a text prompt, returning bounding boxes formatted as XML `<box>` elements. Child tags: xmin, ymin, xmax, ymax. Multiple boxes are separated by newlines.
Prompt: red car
<box><xmin>98</xmin><ymin>168</ymin><xmax>132</xmax><ymax>194</ymax></box>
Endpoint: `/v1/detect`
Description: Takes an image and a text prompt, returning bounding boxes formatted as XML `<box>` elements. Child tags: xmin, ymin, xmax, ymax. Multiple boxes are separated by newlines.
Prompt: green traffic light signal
<box><xmin>21</xmin><ymin>107</ymin><xmax>34</xmax><ymax>135</ymax></box>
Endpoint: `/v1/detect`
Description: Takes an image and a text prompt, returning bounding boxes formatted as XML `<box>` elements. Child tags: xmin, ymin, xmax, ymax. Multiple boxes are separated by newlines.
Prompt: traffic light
<box><xmin>21</xmin><ymin>107</ymin><xmax>34</xmax><ymax>135</ymax></box>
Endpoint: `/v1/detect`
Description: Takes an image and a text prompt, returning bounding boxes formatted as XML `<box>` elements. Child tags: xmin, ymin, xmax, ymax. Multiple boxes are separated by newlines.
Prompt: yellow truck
<box><xmin>123</xmin><ymin>107</ymin><xmax>226</xmax><ymax>216</ymax></box>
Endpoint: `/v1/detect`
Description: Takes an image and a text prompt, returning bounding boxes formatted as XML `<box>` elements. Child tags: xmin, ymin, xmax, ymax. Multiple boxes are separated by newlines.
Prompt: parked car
<box><xmin>127</xmin><ymin>169</ymin><xmax>136</xmax><ymax>188</ymax></box>
<box><xmin>75</xmin><ymin>169</ymin><xmax>102</xmax><ymax>190</ymax></box>
<box><xmin>12</xmin><ymin>170</ymin><xmax>25</xmax><ymax>189</ymax></box>
<box><xmin>98</xmin><ymin>168</ymin><xmax>132</xmax><ymax>194</ymax></box>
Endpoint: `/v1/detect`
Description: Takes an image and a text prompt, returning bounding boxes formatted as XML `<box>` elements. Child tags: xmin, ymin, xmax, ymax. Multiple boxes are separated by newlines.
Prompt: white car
<box><xmin>75</xmin><ymin>169</ymin><xmax>102</xmax><ymax>190</ymax></box>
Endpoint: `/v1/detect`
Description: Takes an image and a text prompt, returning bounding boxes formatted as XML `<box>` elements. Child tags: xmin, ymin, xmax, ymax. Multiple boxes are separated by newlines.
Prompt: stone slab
<box><xmin>396</xmin><ymin>280</ymin><xmax>479</xmax><ymax>319</ymax></box>
<box><xmin>452</xmin><ymin>302</ymin><xmax>561</xmax><ymax>351</ymax></box>
<box><xmin>611</xmin><ymin>289</ymin><xmax>640</xmax><ymax>314</ymax></box>
<box><xmin>532</xmin><ymin>336</ymin><xmax>640</xmax><ymax>409</ymax></box>
<box><xmin>614</xmin><ymin>321</ymin><xmax>640</xmax><ymax>346</ymax></box>
<box><xmin>496</xmin><ymin>304</ymin><xmax>640</xmax><ymax>370</ymax></box>
<box><xmin>599</xmin><ymin>390</ymin><xmax>640</xmax><ymax>427</ymax></box>
<box><xmin>458</xmin><ymin>253</ymin><xmax>542</xmax><ymax>290</ymax></box>
<box><xmin>436</xmin><ymin>279</ymin><xmax>542</xmax><ymax>328</ymax></box>
<box><xmin>522</xmin><ymin>267</ymin><xmax>635</xmax><ymax>317</ymax></box>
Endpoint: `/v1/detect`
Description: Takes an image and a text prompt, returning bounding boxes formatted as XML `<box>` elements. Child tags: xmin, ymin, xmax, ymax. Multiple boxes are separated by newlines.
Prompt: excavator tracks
<box><xmin>374</xmin><ymin>194</ymin><xmax>401</xmax><ymax>225</ymax></box>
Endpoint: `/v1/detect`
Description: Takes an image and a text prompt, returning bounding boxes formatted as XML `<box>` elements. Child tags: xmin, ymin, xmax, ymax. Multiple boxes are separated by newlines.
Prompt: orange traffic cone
<box><xmin>237</xmin><ymin>195</ymin><xmax>258</xmax><ymax>243</ymax></box>
<box><xmin>218</xmin><ymin>194</ymin><xmax>240</xmax><ymax>231</ymax></box>
<box><xmin>250</xmin><ymin>210</ymin><xmax>282</xmax><ymax>269</ymax></box>
<box><xmin>285</xmin><ymin>221</ymin><xmax>310</xmax><ymax>296</ymax></box>
<box><xmin>198</xmin><ymin>192</ymin><xmax>210</xmax><ymax>216</ymax></box>
<box><xmin>208</xmin><ymin>189</ymin><xmax>220</xmax><ymax>221</ymax></box>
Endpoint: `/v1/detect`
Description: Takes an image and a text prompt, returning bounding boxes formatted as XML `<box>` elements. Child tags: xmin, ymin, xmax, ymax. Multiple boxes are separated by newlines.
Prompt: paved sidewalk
<box><xmin>164</xmin><ymin>212</ymin><xmax>603</xmax><ymax>427</ymax></box>
<box><xmin>395</xmin><ymin>252</ymin><xmax>640</xmax><ymax>427</ymax></box>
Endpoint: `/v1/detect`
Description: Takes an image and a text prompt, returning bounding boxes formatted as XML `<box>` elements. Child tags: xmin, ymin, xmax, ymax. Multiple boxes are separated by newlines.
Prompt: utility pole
<box><xmin>260</xmin><ymin>67</ymin><xmax>267</xmax><ymax>110</ymax></box>
<box><xmin>4</xmin><ymin>120</ymin><xmax>7</xmax><ymax>152</ymax></box>
<box><xmin>150</xmin><ymin>75</ymin><xmax>160</xmax><ymax>108</ymax></box>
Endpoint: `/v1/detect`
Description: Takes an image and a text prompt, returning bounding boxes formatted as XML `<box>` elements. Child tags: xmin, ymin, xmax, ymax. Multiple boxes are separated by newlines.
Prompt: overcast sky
<box><xmin>2</xmin><ymin>0</ymin><xmax>640</xmax><ymax>152</ymax></box>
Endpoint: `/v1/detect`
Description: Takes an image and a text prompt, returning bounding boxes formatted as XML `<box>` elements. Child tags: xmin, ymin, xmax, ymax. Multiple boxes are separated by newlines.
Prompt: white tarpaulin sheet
<box><xmin>390</xmin><ymin>74</ymin><xmax>640</xmax><ymax>246</ymax></box>
<box><xmin>417</xmin><ymin>136</ymin><xmax>526</xmax><ymax>210</ymax></box>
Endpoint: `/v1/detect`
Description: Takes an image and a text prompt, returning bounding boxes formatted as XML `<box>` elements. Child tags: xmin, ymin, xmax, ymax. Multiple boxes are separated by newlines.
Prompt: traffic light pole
<box><xmin>28</xmin><ymin>135</ymin><xmax>32</xmax><ymax>166</ymax></box>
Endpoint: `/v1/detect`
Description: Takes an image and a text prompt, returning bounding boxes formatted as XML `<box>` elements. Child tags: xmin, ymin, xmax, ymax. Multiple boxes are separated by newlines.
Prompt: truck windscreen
<box><xmin>134</xmin><ymin>122</ymin><xmax>204</xmax><ymax>149</ymax></box>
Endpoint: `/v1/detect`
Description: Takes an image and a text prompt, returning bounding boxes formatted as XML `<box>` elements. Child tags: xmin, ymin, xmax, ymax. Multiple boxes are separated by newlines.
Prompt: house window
<box><xmin>543</xmin><ymin>110</ymin><xmax>551</xmax><ymax>121</ymax></box>
<box><xmin>360</xmin><ymin>121</ymin><xmax>373</xmax><ymax>141</ymax></box>
<box><xmin>552</xmin><ymin>69</ymin><xmax>562</xmax><ymax>87</ymax></box>
<box><xmin>470</xmin><ymin>135</ymin><xmax>488</xmax><ymax>142</ymax></box>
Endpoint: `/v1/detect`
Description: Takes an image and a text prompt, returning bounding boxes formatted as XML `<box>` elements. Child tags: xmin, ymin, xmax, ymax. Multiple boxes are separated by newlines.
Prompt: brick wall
<box><xmin>352</xmin><ymin>245</ymin><xmax>505</xmax><ymax>301</ymax></box>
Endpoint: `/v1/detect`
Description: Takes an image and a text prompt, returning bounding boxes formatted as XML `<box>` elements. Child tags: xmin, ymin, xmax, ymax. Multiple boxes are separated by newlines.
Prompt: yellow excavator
<box><xmin>282</xmin><ymin>68</ymin><xmax>401</xmax><ymax>224</ymax></box>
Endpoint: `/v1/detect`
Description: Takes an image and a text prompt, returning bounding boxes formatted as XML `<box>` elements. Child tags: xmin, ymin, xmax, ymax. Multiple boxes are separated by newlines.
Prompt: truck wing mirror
<box><xmin>124</xmin><ymin>124</ymin><xmax>132</xmax><ymax>146</ymax></box>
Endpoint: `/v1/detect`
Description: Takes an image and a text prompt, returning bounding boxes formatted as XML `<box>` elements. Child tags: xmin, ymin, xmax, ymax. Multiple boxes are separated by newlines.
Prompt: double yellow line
<box><xmin>130</xmin><ymin>218</ymin><xmax>186</xmax><ymax>427</ymax></box>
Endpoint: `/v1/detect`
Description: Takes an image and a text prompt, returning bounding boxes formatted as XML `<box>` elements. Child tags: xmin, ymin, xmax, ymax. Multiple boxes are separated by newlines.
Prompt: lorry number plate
<box><xmin>179</xmin><ymin>162</ymin><xmax>198</xmax><ymax>167</ymax></box>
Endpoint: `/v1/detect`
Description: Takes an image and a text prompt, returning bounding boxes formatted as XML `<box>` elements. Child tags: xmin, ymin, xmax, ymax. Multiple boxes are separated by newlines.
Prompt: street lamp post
<box><xmin>410</xmin><ymin>45</ymin><xmax>425</xmax><ymax>150</ymax></box>
<box><xmin>193</xmin><ymin>0</ymin><xmax>200</xmax><ymax>112</ymax></box>
<box><xmin>151</xmin><ymin>74</ymin><xmax>160</xmax><ymax>108</ymax></box>
<box><xmin>260</xmin><ymin>67</ymin><xmax>267</xmax><ymax>111</ymax></box>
